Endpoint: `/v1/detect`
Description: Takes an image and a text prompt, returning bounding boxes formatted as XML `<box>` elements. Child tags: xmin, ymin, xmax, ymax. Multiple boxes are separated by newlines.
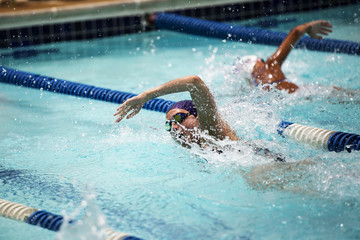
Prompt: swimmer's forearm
<box><xmin>142</xmin><ymin>75</ymin><xmax>219</xmax><ymax>121</ymax></box>
<box><xmin>269</xmin><ymin>20</ymin><xmax>331</xmax><ymax>65</ymax></box>
<box><xmin>141</xmin><ymin>75</ymin><xmax>210</xmax><ymax>101</ymax></box>
<box><xmin>142</xmin><ymin>75</ymin><xmax>225</xmax><ymax>132</ymax></box>
<box><xmin>114</xmin><ymin>76</ymin><xmax>213</xmax><ymax>122</ymax></box>
<box><xmin>269</xmin><ymin>25</ymin><xmax>308</xmax><ymax>64</ymax></box>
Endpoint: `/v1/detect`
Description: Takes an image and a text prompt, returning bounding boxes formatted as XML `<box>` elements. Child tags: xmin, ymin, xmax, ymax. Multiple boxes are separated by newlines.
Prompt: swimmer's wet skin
<box><xmin>165</xmin><ymin>100</ymin><xmax>287</xmax><ymax>162</ymax></box>
<box><xmin>114</xmin><ymin>75</ymin><xmax>239</xmax><ymax>143</ymax></box>
<box><xmin>113</xmin><ymin>21</ymin><xmax>332</xmax><ymax>162</ymax></box>
<box><xmin>233</xmin><ymin>20</ymin><xmax>332</xmax><ymax>93</ymax></box>
<box><xmin>113</xmin><ymin>74</ymin><xmax>287</xmax><ymax>162</ymax></box>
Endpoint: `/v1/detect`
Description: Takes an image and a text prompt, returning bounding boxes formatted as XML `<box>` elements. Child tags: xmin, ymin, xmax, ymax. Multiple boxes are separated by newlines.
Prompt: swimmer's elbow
<box><xmin>185</xmin><ymin>75</ymin><xmax>211</xmax><ymax>96</ymax></box>
<box><xmin>189</xmin><ymin>75</ymin><xmax>204</xmax><ymax>85</ymax></box>
<box><xmin>186</xmin><ymin>75</ymin><xmax>206</xmax><ymax>90</ymax></box>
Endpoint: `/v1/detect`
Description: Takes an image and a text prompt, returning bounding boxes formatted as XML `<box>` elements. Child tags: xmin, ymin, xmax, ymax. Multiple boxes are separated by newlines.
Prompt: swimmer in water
<box><xmin>114</xmin><ymin>21</ymin><xmax>358</xmax><ymax>193</ymax></box>
<box><xmin>114</xmin><ymin>75</ymin><xmax>238</xmax><ymax>146</ymax></box>
<box><xmin>114</xmin><ymin>74</ymin><xmax>286</xmax><ymax>161</ymax></box>
<box><xmin>114</xmin><ymin>21</ymin><xmax>331</xmax><ymax>154</ymax></box>
<box><xmin>233</xmin><ymin>20</ymin><xmax>333</xmax><ymax>93</ymax></box>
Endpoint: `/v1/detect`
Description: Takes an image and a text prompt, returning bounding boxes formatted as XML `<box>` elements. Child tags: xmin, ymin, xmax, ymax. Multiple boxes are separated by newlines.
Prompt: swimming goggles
<box><xmin>165</xmin><ymin>113</ymin><xmax>190</xmax><ymax>131</ymax></box>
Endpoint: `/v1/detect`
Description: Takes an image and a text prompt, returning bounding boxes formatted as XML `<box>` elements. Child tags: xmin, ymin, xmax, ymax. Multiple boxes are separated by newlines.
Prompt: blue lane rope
<box><xmin>27</xmin><ymin>210</ymin><xmax>64</xmax><ymax>231</ymax></box>
<box><xmin>0</xmin><ymin>198</ymin><xmax>144</xmax><ymax>239</ymax></box>
<box><xmin>328</xmin><ymin>132</ymin><xmax>360</xmax><ymax>153</ymax></box>
<box><xmin>155</xmin><ymin>13</ymin><xmax>360</xmax><ymax>56</ymax></box>
<box><xmin>278</xmin><ymin>121</ymin><xmax>360</xmax><ymax>153</ymax></box>
<box><xmin>26</xmin><ymin>210</ymin><xmax>143</xmax><ymax>238</ymax></box>
<box><xmin>0</xmin><ymin>66</ymin><xmax>175</xmax><ymax>113</ymax></box>
<box><xmin>26</xmin><ymin>210</ymin><xmax>143</xmax><ymax>240</ymax></box>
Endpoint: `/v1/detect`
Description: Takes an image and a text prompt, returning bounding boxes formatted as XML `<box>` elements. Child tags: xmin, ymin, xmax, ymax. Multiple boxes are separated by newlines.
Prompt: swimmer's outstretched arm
<box><xmin>267</xmin><ymin>20</ymin><xmax>332</xmax><ymax>66</ymax></box>
<box><xmin>114</xmin><ymin>75</ymin><xmax>238</xmax><ymax>140</ymax></box>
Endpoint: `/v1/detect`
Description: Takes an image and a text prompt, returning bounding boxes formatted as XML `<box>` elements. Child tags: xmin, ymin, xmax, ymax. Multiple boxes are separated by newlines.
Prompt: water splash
<box><xmin>196</xmin><ymin>54</ymin><xmax>360</xmax><ymax>200</ymax></box>
<box><xmin>56</xmin><ymin>190</ymin><xmax>108</xmax><ymax>240</ymax></box>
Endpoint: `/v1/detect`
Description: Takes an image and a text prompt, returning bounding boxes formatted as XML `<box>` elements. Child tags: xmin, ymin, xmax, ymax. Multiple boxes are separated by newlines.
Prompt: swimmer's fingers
<box><xmin>115</xmin><ymin>97</ymin><xmax>134</xmax><ymax>112</ymax></box>
<box><xmin>318</xmin><ymin>23</ymin><xmax>333</xmax><ymax>36</ymax></box>
<box><xmin>126</xmin><ymin>107</ymin><xmax>142</xmax><ymax>119</ymax></box>
<box><xmin>114</xmin><ymin>100</ymin><xmax>134</xmax><ymax>122</ymax></box>
<box><xmin>312</xmin><ymin>34</ymin><xmax>324</xmax><ymax>40</ymax></box>
<box><xmin>114</xmin><ymin>102</ymin><xmax>129</xmax><ymax>117</ymax></box>
<box><xmin>114</xmin><ymin>96</ymin><xmax>145</xmax><ymax>122</ymax></box>
<box><xmin>114</xmin><ymin>114</ymin><xmax>125</xmax><ymax>123</ymax></box>
<box><xmin>114</xmin><ymin>105</ymin><xmax>125</xmax><ymax>117</ymax></box>
<box><xmin>320</xmin><ymin>21</ymin><xmax>332</xmax><ymax>28</ymax></box>
<box><xmin>308</xmin><ymin>20</ymin><xmax>332</xmax><ymax>39</ymax></box>
<box><xmin>116</xmin><ymin>102</ymin><xmax>127</xmax><ymax>111</ymax></box>
<box><xmin>114</xmin><ymin>106</ymin><xmax>131</xmax><ymax>123</ymax></box>
<box><xmin>320</xmin><ymin>25</ymin><xmax>333</xmax><ymax>33</ymax></box>
<box><xmin>319</xmin><ymin>30</ymin><xmax>330</xmax><ymax>36</ymax></box>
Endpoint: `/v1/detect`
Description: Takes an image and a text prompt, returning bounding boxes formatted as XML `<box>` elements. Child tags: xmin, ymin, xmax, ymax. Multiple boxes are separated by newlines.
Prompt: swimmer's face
<box><xmin>166</xmin><ymin>108</ymin><xmax>199</xmax><ymax>146</ymax></box>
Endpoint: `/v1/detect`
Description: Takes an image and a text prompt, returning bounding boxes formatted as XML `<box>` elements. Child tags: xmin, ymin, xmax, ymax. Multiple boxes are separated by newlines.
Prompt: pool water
<box><xmin>1</xmin><ymin>4</ymin><xmax>360</xmax><ymax>240</ymax></box>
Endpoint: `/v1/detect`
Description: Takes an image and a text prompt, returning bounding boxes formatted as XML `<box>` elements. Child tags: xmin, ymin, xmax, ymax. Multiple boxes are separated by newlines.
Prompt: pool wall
<box><xmin>0</xmin><ymin>0</ymin><xmax>358</xmax><ymax>48</ymax></box>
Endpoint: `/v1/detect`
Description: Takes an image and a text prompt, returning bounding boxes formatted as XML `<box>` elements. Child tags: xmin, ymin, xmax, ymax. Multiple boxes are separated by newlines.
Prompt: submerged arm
<box><xmin>114</xmin><ymin>75</ymin><xmax>237</xmax><ymax>140</ymax></box>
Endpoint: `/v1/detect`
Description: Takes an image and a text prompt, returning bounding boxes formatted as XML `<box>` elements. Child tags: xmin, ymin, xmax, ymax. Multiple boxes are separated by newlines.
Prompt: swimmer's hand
<box><xmin>114</xmin><ymin>94</ymin><xmax>147</xmax><ymax>122</ymax></box>
<box><xmin>306</xmin><ymin>20</ymin><xmax>332</xmax><ymax>39</ymax></box>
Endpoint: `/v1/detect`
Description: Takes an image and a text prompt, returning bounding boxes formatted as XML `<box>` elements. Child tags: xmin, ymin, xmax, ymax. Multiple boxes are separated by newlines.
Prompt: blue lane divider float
<box><xmin>278</xmin><ymin>121</ymin><xmax>360</xmax><ymax>153</ymax></box>
<box><xmin>0</xmin><ymin>66</ymin><xmax>174</xmax><ymax>113</ymax></box>
<box><xmin>155</xmin><ymin>13</ymin><xmax>360</xmax><ymax>56</ymax></box>
<box><xmin>27</xmin><ymin>210</ymin><xmax>65</xmax><ymax>231</ymax></box>
<box><xmin>0</xmin><ymin>198</ymin><xmax>143</xmax><ymax>239</ymax></box>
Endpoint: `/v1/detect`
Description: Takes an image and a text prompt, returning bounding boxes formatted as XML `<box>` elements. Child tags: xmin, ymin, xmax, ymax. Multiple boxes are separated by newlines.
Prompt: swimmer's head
<box><xmin>166</xmin><ymin>100</ymin><xmax>199</xmax><ymax>147</ymax></box>
<box><xmin>233</xmin><ymin>55</ymin><xmax>263</xmax><ymax>87</ymax></box>
<box><xmin>166</xmin><ymin>100</ymin><xmax>198</xmax><ymax>118</ymax></box>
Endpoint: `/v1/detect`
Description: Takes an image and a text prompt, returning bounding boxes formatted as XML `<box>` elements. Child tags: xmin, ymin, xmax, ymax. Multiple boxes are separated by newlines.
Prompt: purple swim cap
<box><xmin>167</xmin><ymin>100</ymin><xmax>198</xmax><ymax>117</ymax></box>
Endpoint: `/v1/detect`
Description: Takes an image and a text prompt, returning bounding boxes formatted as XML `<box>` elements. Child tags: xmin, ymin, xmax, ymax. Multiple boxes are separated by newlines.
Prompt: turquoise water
<box><xmin>1</xmin><ymin>5</ymin><xmax>360</xmax><ymax>240</ymax></box>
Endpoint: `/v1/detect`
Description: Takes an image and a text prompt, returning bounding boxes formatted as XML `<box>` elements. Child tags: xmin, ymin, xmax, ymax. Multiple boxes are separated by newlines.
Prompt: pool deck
<box><xmin>0</xmin><ymin>0</ymin><xmax>249</xmax><ymax>29</ymax></box>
